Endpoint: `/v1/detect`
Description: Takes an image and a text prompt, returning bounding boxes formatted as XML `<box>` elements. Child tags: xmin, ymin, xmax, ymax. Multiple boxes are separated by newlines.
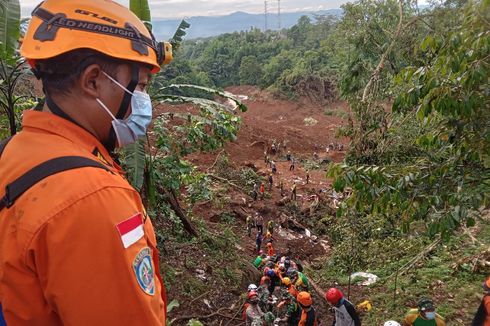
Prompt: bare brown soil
<box><xmin>163</xmin><ymin>86</ymin><xmax>357</xmax><ymax>324</ymax></box>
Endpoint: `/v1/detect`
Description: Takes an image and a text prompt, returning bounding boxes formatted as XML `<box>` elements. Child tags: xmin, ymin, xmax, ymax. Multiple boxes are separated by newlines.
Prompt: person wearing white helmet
<box><xmin>248</xmin><ymin>284</ymin><xmax>258</xmax><ymax>292</ymax></box>
<box><xmin>384</xmin><ymin>321</ymin><xmax>401</xmax><ymax>326</ymax></box>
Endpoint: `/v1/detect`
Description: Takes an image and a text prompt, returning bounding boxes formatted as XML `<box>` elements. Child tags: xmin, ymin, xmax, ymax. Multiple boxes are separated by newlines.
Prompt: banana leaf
<box><xmin>123</xmin><ymin>137</ymin><xmax>146</xmax><ymax>191</ymax></box>
<box><xmin>129</xmin><ymin>0</ymin><xmax>151</xmax><ymax>25</ymax></box>
<box><xmin>0</xmin><ymin>0</ymin><xmax>20</xmax><ymax>62</ymax></box>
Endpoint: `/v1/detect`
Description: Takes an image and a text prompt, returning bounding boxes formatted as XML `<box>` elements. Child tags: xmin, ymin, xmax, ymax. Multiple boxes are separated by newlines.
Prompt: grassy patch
<box><xmin>312</xmin><ymin>222</ymin><xmax>489</xmax><ymax>325</ymax></box>
<box><xmin>324</xmin><ymin>106</ymin><xmax>349</xmax><ymax>119</ymax></box>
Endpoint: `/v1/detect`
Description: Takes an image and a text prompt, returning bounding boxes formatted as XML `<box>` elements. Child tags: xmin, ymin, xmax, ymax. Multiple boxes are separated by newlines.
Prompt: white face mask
<box><xmin>424</xmin><ymin>311</ymin><xmax>436</xmax><ymax>320</ymax></box>
<box><xmin>96</xmin><ymin>71</ymin><xmax>153</xmax><ymax>148</ymax></box>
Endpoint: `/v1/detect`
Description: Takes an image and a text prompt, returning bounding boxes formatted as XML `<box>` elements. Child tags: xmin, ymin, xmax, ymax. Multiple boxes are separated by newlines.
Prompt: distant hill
<box><xmin>152</xmin><ymin>9</ymin><xmax>343</xmax><ymax>40</ymax></box>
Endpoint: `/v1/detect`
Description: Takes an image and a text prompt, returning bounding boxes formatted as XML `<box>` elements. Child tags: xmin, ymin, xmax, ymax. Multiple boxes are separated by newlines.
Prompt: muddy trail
<box><xmin>163</xmin><ymin>86</ymin><xmax>355</xmax><ymax>325</ymax></box>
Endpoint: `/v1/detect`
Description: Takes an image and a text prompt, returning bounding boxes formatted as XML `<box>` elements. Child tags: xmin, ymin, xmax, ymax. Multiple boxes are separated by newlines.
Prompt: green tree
<box><xmin>329</xmin><ymin>0</ymin><xmax>489</xmax><ymax>237</ymax></box>
<box><xmin>239</xmin><ymin>55</ymin><xmax>263</xmax><ymax>85</ymax></box>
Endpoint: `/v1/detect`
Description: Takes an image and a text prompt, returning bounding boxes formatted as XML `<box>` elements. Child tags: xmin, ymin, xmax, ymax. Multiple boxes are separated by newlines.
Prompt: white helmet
<box><xmin>384</xmin><ymin>321</ymin><xmax>401</xmax><ymax>326</ymax></box>
<box><xmin>247</xmin><ymin>284</ymin><xmax>258</xmax><ymax>292</ymax></box>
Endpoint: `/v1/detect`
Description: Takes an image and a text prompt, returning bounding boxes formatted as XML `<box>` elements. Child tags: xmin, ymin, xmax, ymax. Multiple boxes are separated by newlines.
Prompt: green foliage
<box><xmin>0</xmin><ymin>0</ymin><xmax>32</xmax><ymax>137</ymax></box>
<box><xmin>0</xmin><ymin>0</ymin><xmax>20</xmax><ymax>62</ymax></box>
<box><xmin>394</xmin><ymin>0</ymin><xmax>490</xmax><ymax>167</ymax></box>
<box><xmin>152</xmin><ymin>84</ymin><xmax>245</xmax><ymax>158</ymax></box>
<box><xmin>171</xmin><ymin>20</ymin><xmax>191</xmax><ymax>52</ymax></box>
<box><xmin>166</xmin><ymin>299</ymin><xmax>180</xmax><ymax>313</ymax></box>
<box><xmin>316</xmin><ymin>222</ymin><xmax>489</xmax><ymax>324</ymax></box>
<box><xmin>121</xmin><ymin>138</ymin><xmax>146</xmax><ymax>191</ymax></box>
<box><xmin>328</xmin><ymin>0</ymin><xmax>489</xmax><ymax>239</ymax></box>
<box><xmin>239</xmin><ymin>55</ymin><xmax>262</xmax><ymax>85</ymax></box>
<box><xmin>0</xmin><ymin>58</ymin><xmax>33</xmax><ymax>137</ymax></box>
<box><xmin>129</xmin><ymin>0</ymin><xmax>151</xmax><ymax>27</ymax></box>
<box><xmin>338</xmin><ymin>0</ymin><xmax>416</xmax><ymax>99</ymax></box>
<box><xmin>166</xmin><ymin>14</ymin><xmax>341</xmax><ymax>98</ymax></box>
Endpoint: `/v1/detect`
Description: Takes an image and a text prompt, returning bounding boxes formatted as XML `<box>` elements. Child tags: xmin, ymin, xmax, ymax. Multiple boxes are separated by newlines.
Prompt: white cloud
<box><xmin>20</xmin><ymin>0</ymin><xmax>351</xmax><ymax>19</ymax></box>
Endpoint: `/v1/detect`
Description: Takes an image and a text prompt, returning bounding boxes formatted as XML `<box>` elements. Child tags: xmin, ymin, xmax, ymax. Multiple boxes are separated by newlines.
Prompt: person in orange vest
<box><xmin>298</xmin><ymin>292</ymin><xmax>317</xmax><ymax>326</ymax></box>
<box><xmin>472</xmin><ymin>276</ymin><xmax>490</xmax><ymax>326</ymax></box>
<box><xmin>282</xmin><ymin>277</ymin><xmax>299</xmax><ymax>299</ymax></box>
<box><xmin>266</xmin><ymin>242</ymin><xmax>276</xmax><ymax>257</ymax></box>
<box><xmin>260</xmin><ymin>182</ymin><xmax>265</xmax><ymax>200</ymax></box>
<box><xmin>263</xmin><ymin>231</ymin><xmax>274</xmax><ymax>244</ymax></box>
<box><xmin>0</xmin><ymin>1</ymin><xmax>170</xmax><ymax>324</ymax></box>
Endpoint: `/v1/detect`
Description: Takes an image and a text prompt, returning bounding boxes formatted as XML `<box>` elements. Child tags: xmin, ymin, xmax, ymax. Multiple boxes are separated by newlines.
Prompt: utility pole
<box><xmin>277</xmin><ymin>0</ymin><xmax>281</xmax><ymax>30</ymax></box>
<box><xmin>264</xmin><ymin>0</ymin><xmax>268</xmax><ymax>31</ymax></box>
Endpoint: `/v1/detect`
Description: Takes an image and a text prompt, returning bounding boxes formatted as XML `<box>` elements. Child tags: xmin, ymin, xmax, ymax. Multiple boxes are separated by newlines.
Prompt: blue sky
<box><xmin>20</xmin><ymin>0</ymin><xmax>353</xmax><ymax>19</ymax></box>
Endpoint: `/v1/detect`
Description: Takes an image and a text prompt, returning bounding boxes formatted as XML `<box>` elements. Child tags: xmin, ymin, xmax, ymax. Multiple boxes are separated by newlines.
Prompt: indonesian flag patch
<box><xmin>116</xmin><ymin>213</ymin><xmax>144</xmax><ymax>248</ymax></box>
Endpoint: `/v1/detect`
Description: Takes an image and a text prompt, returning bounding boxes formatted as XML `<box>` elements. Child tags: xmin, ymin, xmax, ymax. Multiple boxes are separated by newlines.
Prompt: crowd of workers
<box><xmin>246</xmin><ymin>230</ymin><xmax>477</xmax><ymax>326</ymax></box>
<box><xmin>244</xmin><ymin>142</ymin><xmax>490</xmax><ymax>326</ymax></box>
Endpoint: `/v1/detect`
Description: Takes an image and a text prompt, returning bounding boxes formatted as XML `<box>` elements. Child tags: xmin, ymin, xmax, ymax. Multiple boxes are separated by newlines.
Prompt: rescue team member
<box><xmin>277</xmin><ymin>292</ymin><xmax>301</xmax><ymax>326</ymax></box>
<box><xmin>297</xmin><ymin>291</ymin><xmax>317</xmax><ymax>326</ymax></box>
<box><xmin>282</xmin><ymin>277</ymin><xmax>299</xmax><ymax>299</ymax></box>
<box><xmin>403</xmin><ymin>299</ymin><xmax>446</xmax><ymax>326</ymax></box>
<box><xmin>472</xmin><ymin>276</ymin><xmax>490</xmax><ymax>326</ymax></box>
<box><xmin>0</xmin><ymin>0</ymin><xmax>172</xmax><ymax>324</ymax></box>
<box><xmin>325</xmin><ymin>288</ymin><xmax>361</xmax><ymax>326</ymax></box>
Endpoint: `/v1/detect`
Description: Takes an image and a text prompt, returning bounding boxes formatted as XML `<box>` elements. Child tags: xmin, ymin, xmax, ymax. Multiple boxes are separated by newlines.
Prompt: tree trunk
<box><xmin>164</xmin><ymin>189</ymin><xmax>199</xmax><ymax>237</ymax></box>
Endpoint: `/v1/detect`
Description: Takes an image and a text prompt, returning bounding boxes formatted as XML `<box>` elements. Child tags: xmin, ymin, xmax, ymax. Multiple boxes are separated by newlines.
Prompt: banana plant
<box><xmin>126</xmin><ymin>0</ymin><xmax>245</xmax><ymax>238</ymax></box>
<box><xmin>129</xmin><ymin>0</ymin><xmax>152</xmax><ymax>31</ymax></box>
<box><xmin>0</xmin><ymin>0</ymin><xmax>20</xmax><ymax>62</ymax></box>
<box><xmin>0</xmin><ymin>0</ymin><xmax>29</xmax><ymax>136</ymax></box>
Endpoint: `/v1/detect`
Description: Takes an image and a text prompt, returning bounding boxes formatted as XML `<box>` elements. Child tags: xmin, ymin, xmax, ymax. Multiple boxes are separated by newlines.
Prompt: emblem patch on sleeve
<box><xmin>133</xmin><ymin>247</ymin><xmax>155</xmax><ymax>295</ymax></box>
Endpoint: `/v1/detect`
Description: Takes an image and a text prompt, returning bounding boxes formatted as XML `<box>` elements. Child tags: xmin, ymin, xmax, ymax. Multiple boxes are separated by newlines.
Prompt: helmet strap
<box><xmin>104</xmin><ymin>65</ymin><xmax>140</xmax><ymax>151</ymax></box>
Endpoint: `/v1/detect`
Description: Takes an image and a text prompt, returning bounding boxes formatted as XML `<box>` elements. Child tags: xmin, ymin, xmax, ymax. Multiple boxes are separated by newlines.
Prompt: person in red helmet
<box><xmin>245</xmin><ymin>291</ymin><xmax>265</xmax><ymax>325</ymax></box>
<box><xmin>326</xmin><ymin>288</ymin><xmax>361</xmax><ymax>326</ymax></box>
<box><xmin>472</xmin><ymin>276</ymin><xmax>490</xmax><ymax>326</ymax></box>
<box><xmin>297</xmin><ymin>291</ymin><xmax>317</xmax><ymax>326</ymax></box>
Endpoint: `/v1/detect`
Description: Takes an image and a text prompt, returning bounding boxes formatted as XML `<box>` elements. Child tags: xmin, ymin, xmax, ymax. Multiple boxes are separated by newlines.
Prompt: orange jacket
<box><xmin>267</xmin><ymin>245</ymin><xmax>275</xmax><ymax>257</ymax></box>
<box><xmin>485</xmin><ymin>295</ymin><xmax>490</xmax><ymax>326</ymax></box>
<box><xmin>287</xmin><ymin>284</ymin><xmax>298</xmax><ymax>299</ymax></box>
<box><xmin>0</xmin><ymin>111</ymin><xmax>166</xmax><ymax>325</ymax></box>
<box><xmin>299</xmin><ymin>307</ymin><xmax>317</xmax><ymax>326</ymax></box>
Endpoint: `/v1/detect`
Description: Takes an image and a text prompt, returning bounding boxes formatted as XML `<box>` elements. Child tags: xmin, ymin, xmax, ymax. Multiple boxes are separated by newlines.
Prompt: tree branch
<box><xmin>362</xmin><ymin>0</ymin><xmax>404</xmax><ymax>102</ymax></box>
<box><xmin>170</xmin><ymin>307</ymin><xmax>232</xmax><ymax>323</ymax></box>
<box><xmin>164</xmin><ymin>188</ymin><xmax>200</xmax><ymax>237</ymax></box>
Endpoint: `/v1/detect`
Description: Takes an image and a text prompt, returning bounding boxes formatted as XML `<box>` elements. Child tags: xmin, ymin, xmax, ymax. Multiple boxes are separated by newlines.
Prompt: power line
<box><xmin>264</xmin><ymin>0</ymin><xmax>268</xmax><ymax>31</ymax></box>
<box><xmin>277</xmin><ymin>0</ymin><xmax>281</xmax><ymax>30</ymax></box>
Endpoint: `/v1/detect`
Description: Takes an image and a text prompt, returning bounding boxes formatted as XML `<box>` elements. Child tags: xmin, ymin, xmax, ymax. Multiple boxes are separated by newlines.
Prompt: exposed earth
<box><xmin>159</xmin><ymin>86</ymin><xmax>360</xmax><ymax>325</ymax></box>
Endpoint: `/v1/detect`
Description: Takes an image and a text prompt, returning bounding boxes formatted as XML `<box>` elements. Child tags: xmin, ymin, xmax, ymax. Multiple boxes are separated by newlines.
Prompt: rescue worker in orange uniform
<box><xmin>297</xmin><ymin>291</ymin><xmax>318</xmax><ymax>326</ymax></box>
<box><xmin>267</xmin><ymin>242</ymin><xmax>276</xmax><ymax>257</ymax></box>
<box><xmin>0</xmin><ymin>0</ymin><xmax>173</xmax><ymax>325</ymax></box>
<box><xmin>472</xmin><ymin>276</ymin><xmax>490</xmax><ymax>326</ymax></box>
<box><xmin>282</xmin><ymin>277</ymin><xmax>299</xmax><ymax>299</ymax></box>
